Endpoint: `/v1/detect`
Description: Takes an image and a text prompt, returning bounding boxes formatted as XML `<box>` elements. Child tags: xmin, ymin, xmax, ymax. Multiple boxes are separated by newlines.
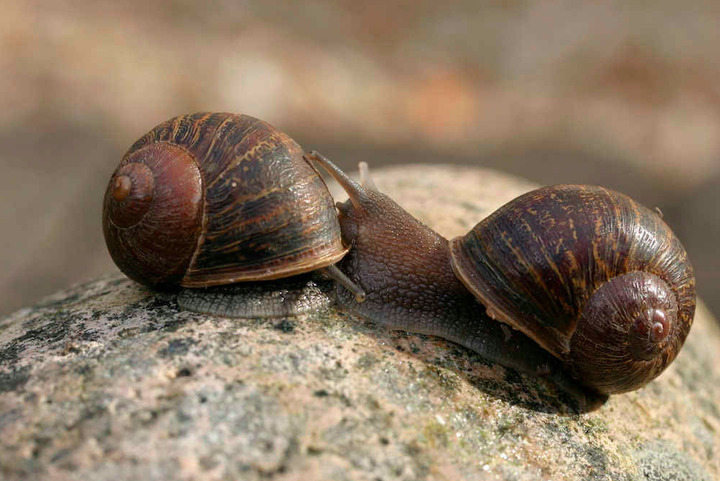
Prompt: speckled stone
<box><xmin>1</xmin><ymin>165</ymin><xmax>718</xmax><ymax>481</ymax></box>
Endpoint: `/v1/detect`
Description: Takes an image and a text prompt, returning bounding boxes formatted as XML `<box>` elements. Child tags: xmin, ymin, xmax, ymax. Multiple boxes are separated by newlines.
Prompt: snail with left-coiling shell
<box><xmin>310</xmin><ymin>154</ymin><xmax>694</xmax><ymax>398</ymax></box>
<box><xmin>103</xmin><ymin>112</ymin><xmax>695</xmax><ymax>403</ymax></box>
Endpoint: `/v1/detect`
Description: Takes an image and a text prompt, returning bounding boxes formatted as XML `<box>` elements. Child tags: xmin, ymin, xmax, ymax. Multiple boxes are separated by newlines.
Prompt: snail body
<box><xmin>309</xmin><ymin>153</ymin><xmax>695</xmax><ymax>397</ymax></box>
<box><xmin>449</xmin><ymin>185</ymin><xmax>694</xmax><ymax>394</ymax></box>
<box><xmin>104</xmin><ymin>112</ymin><xmax>695</xmax><ymax>400</ymax></box>
<box><xmin>103</xmin><ymin>113</ymin><xmax>364</xmax><ymax>316</ymax></box>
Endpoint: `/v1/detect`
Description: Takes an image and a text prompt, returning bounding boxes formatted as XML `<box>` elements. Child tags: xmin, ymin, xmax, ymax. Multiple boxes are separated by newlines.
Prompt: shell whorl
<box><xmin>103</xmin><ymin>113</ymin><xmax>347</xmax><ymax>288</ymax></box>
<box><xmin>450</xmin><ymin>185</ymin><xmax>695</xmax><ymax>394</ymax></box>
<box><xmin>103</xmin><ymin>141</ymin><xmax>203</xmax><ymax>287</ymax></box>
<box><xmin>568</xmin><ymin>270</ymin><xmax>680</xmax><ymax>393</ymax></box>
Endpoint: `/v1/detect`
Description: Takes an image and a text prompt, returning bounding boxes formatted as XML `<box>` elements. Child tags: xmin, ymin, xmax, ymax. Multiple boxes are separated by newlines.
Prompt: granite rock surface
<box><xmin>1</xmin><ymin>165</ymin><xmax>718</xmax><ymax>481</ymax></box>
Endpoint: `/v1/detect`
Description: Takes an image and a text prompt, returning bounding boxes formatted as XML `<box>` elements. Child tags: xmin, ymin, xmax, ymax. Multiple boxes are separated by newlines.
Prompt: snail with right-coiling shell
<box><xmin>103</xmin><ymin>112</ymin><xmax>695</xmax><ymax>402</ymax></box>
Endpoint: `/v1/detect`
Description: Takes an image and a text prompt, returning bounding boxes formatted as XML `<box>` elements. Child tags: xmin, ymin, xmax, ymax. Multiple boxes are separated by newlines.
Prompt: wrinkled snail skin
<box><xmin>308</xmin><ymin>152</ymin><xmax>695</xmax><ymax>397</ymax></box>
<box><xmin>103</xmin><ymin>113</ymin><xmax>364</xmax><ymax>317</ymax></box>
<box><xmin>309</xmin><ymin>154</ymin><xmax>601</xmax><ymax>407</ymax></box>
<box><xmin>103</xmin><ymin>112</ymin><xmax>695</xmax><ymax>400</ymax></box>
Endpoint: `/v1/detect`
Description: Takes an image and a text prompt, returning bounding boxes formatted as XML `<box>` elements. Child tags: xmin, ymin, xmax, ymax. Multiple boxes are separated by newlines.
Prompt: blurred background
<box><xmin>1</xmin><ymin>0</ymin><xmax>718</xmax><ymax>318</ymax></box>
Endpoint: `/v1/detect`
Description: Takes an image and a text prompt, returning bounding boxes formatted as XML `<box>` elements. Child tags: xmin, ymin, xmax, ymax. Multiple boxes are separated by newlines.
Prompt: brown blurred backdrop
<box><xmin>1</xmin><ymin>1</ymin><xmax>718</xmax><ymax>318</ymax></box>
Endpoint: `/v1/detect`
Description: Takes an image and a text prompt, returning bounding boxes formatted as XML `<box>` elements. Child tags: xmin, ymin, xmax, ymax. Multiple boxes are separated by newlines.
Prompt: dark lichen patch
<box><xmin>65</xmin><ymin>402</ymin><xmax>112</xmax><ymax>434</ymax></box>
<box><xmin>399</xmin><ymin>440</ymin><xmax>432</xmax><ymax>478</ymax></box>
<box><xmin>355</xmin><ymin>352</ymin><xmax>379</xmax><ymax>371</ymax></box>
<box><xmin>313</xmin><ymin>388</ymin><xmax>352</xmax><ymax>407</ymax></box>
<box><xmin>158</xmin><ymin>338</ymin><xmax>198</xmax><ymax>358</ymax></box>
<box><xmin>306</xmin><ymin>445</ymin><xmax>323</xmax><ymax>456</ymax></box>
<box><xmin>130</xmin><ymin>407</ymin><xmax>172</xmax><ymax>427</ymax></box>
<box><xmin>273</xmin><ymin>319</ymin><xmax>295</xmax><ymax>333</ymax></box>
<box><xmin>73</xmin><ymin>363</ymin><xmax>94</xmax><ymax>378</ymax></box>
<box><xmin>0</xmin><ymin>322</ymin><xmax>12</xmax><ymax>337</ymax></box>
<box><xmin>79</xmin><ymin>328</ymin><xmax>100</xmax><ymax>342</ymax></box>
<box><xmin>501</xmin><ymin>365</ymin><xmax>525</xmax><ymax>386</ymax></box>
<box><xmin>419</xmin><ymin>365</ymin><xmax>459</xmax><ymax>394</ymax></box>
<box><xmin>2</xmin><ymin>312</ymin><xmax>79</xmax><ymax>369</ymax></box>
<box><xmin>98</xmin><ymin>311</ymin><xmax>131</xmax><ymax>327</ymax></box>
<box><xmin>0</xmin><ymin>407</ymin><xmax>23</xmax><ymax>433</ymax></box>
<box><xmin>49</xmin><ymin>447</ymin><xmax>73</xmax><ymax>464</ymax></box>
<box><xmin>89</xmin><ymin>310</ymin><xmax>107</xmax><ymax>321</ymax></box>
<box><xmin>117</xmin><ymin>327</ymin><xmax>142</xmax><ymax>338</ymax></box>
<box><xmin>456</xmin><ymin>349</ymin><xmax>496</xmax><ymax>369</ymax></box>
<box><xmin>158</xmin><ymin>318</ymin><xmax>190</xmax><ymax>333</ymax></box>
<box><xmin>116</xmin><ymin>296</ymin><xmax>183</xmax><ymax>331</ymax></box>
<box><xmin>144</xmin><ymin>295</ymin><xmax>180</xmax><ymax>312</ymax></box>
<box><xmin>17</xmin><ymin>313</ymin><xmax>74</xmax><ymax>345</ymax></box>
<box><xmin>0</xmin><ymin>339</ymin><xmax>25</xmax><ymax>369</ymax></box>
<box><xmin>315</xmin><ymin>359</ymin><xmax>350</xmax><ymax>383</ymax></box>
<box><xmin>31</xmin><ymin>435</ymin><xmax>53</xmax><ymax>459</ymax></box>
<box><xmin>491</xmin><ymin>412</ymin><xmax>528</xmax><ymax>441</ymax></box>
<box><xmin>198</xmin><ymin>454</ymin><xmax>221</xmax><ymax>471</ymax></box>
<box><xmin>405</xmin><ymin>337</ymin><xmax>427</xmax><ymax>355</ymax></box>
<box><xmin>0</xmin><ymin>365</ymin><xmax>31</xmax><ymax>392</ymax></box>
<box><xmin>112</xmin><ymin>296</ymin><xmax>182</xmax><ymax>328</ymax></box>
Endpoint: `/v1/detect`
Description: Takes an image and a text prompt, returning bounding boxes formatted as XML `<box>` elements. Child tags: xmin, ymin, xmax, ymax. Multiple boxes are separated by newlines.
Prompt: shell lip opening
<box><xmin>448</xmin><ymin>235</ymin><xmax>570</xmax><ymax>360</ymax></box>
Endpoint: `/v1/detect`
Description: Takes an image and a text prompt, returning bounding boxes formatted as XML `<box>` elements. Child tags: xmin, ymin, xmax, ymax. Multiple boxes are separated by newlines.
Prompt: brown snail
<box><xmin>103</xmin><ymin>112</ymin><xmax>365</xmax><ymax>318</ymax></box>
<box><xmin>104</xmin><ymin>112</ymin><xmax>695</xmax><ymax>401</ymax></box>
<box><xmin>308</xmin><ymin>153</ymin><xmax>695</xmax><ymax>397</ymax></box>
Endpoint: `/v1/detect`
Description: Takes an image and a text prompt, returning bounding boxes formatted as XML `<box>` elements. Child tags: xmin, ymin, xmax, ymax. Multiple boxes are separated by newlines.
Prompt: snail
<box><xmin>307</xmin><ymin>152</ymin><xmax>695</xmax><ymax>397</ymax></box>
<box><xmin>104</xmin><ymin>112</ymin><xmax>695</xmax><ymax>401</ymax></box>
<box><xmin>103</xmin><ymin>112</ymin><xmax>365</xmax><ymax>318</ymax></box>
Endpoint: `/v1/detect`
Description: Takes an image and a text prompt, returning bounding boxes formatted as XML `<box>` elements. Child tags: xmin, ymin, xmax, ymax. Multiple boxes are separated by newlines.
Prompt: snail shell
<box><xmin>309</xmin><ymin>155</ymin><xmax>695</xmax><ymax>399</ymax></box>
<box><xmin>103</xmin><ymin>112</ymin><xmax>349</xmax><ymax>294</ymax></box>
<box><xmin>449</xmin><ymin>185</ymin><xmax>695</xmax><ymax>394</ymax></box>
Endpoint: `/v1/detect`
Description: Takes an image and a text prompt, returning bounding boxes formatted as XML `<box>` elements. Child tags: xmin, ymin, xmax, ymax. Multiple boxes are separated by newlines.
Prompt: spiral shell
<box><xmin>103</xmin><ymin>112</ymin><xmax>347</xmax><ymax>288</ymax></box>
<box><xmin>449</xmin><ymin>185</ymin><xmax>695</xmax><ymax>394</ymax></box>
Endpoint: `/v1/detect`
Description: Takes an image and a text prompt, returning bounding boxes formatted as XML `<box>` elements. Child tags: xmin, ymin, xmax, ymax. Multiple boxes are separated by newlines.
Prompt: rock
<box><xmin>1</xmin><ymin>165</ymin><xmax>718</xmax><ymax>481</ymax></box>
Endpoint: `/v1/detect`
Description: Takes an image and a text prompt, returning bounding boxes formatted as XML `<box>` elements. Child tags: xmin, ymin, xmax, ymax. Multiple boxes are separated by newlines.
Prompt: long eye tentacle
<box><xmin>305</xmin><ymin>151</ymin><xmax>370</xmax><ymax>212</ymax></box>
